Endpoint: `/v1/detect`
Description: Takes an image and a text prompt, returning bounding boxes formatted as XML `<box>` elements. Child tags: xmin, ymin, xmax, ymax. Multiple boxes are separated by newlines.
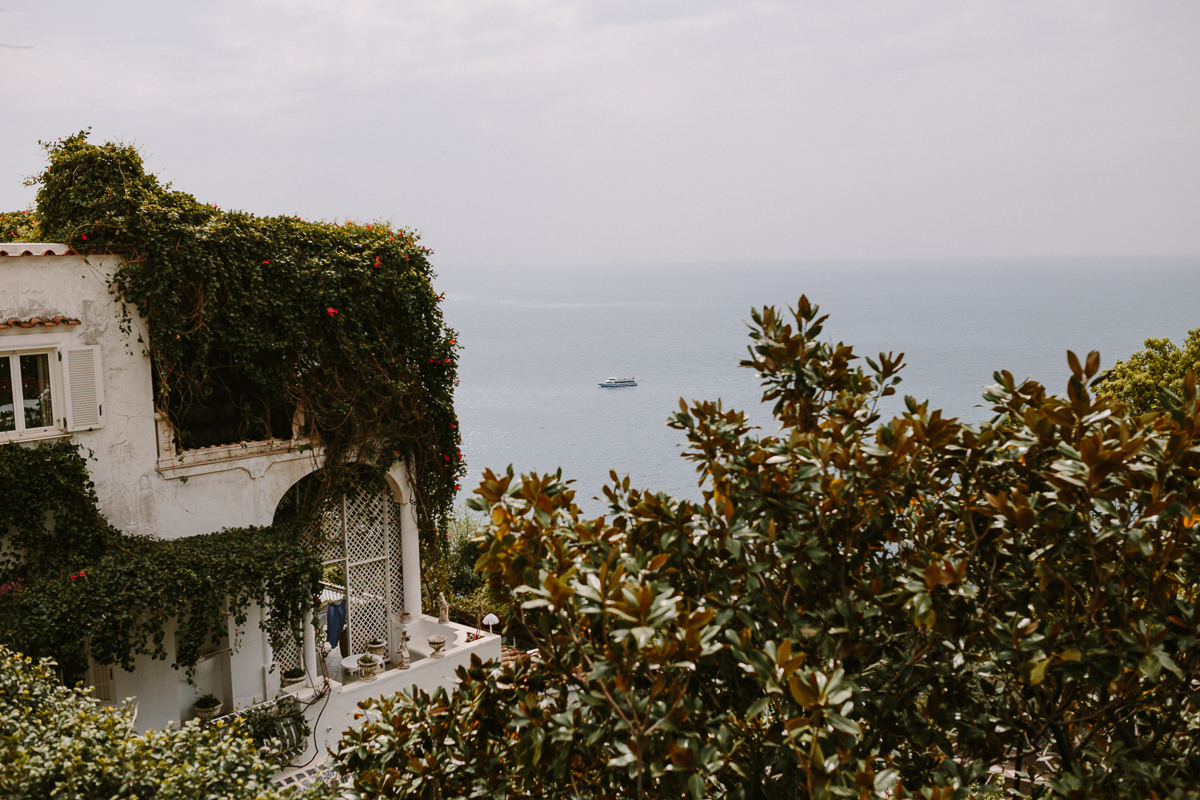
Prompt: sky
<box><xmin>2</xmin><ymin>1</ymin><xmax>1198</xmax><ymax>268</ymax></box>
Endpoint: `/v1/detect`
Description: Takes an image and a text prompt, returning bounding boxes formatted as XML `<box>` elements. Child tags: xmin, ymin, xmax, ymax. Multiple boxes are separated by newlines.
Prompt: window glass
<box><xmin>19</xmin><ymin>353</ymin><xmax>53</xmax><ymax>429</ymax></box>
<box><xmin>0</xmin><ymin>356</ymin><xmax>13</xmax><ymax>432</ymax></box>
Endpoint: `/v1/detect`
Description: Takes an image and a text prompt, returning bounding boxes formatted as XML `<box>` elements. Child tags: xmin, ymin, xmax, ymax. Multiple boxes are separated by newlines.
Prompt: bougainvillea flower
<box><xmin>81</xmin><ymin>234</ymin><xmax>87</xmax><ymax>240</ymax></box>
<box><xmin>327</xmin><ymin>308</ymin><xmax>338</xmax><ymax>316</ymax></box>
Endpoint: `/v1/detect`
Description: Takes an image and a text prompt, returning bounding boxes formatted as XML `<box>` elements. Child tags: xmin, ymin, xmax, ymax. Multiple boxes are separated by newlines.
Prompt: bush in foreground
<box><xmin>334</xmin><ymin>297</ymin><xmax>1200</xmax><ymax>799</ymax></box>
<box><xmin>0</xmin><ymin>646</ymin><xmax>331</xmax><ymax>800</ymax></box>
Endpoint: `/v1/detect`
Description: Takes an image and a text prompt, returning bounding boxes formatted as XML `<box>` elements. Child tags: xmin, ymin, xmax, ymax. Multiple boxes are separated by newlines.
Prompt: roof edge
<box><xmin>0</xmin><ymin>243</ymin><xmax>77</xmax><ymax>257</ymax></box>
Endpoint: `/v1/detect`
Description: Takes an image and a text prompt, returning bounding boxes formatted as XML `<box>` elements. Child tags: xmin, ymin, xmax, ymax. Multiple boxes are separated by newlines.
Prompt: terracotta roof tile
<box><xmin>0</xmin><ymin>315</ymin><xmax>80</xmax><ymax>330</ymax></box>
<box><xmin>0</xmin><ymin>243</ymin><xmax>76</xmax><ymax>257</ymax></box>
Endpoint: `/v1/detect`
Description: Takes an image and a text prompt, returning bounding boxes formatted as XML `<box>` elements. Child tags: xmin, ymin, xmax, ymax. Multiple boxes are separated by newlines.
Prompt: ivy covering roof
<box><xmin>23</xmin><ymin>130</ymin><xmax>464</xmax><ymax>528</ymax></box>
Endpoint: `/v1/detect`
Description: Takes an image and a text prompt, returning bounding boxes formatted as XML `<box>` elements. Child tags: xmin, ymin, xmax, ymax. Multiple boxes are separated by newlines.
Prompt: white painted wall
<box><xmin>283</xmin><ymin>617</ymin><xmax>502</xmax><ymax>765</ymax></box>
<box><xmin>2</xmin><ymin>252</ymin><xmax>460</xmax><ymax>735</ymax></box>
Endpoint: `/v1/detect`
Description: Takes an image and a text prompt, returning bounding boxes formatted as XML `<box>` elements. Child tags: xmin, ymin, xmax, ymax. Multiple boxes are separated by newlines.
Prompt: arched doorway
<box><xmin>274</xmin><ymin>471</ymin><xmax>408</xmax><ymax>668</ymax></box>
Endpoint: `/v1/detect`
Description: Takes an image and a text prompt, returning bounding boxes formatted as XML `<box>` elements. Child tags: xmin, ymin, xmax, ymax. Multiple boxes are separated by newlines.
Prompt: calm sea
<box><xmin>441</xmin><ymin>257</ymin><xmax>1200</xmax><ymax>516</ymax></box>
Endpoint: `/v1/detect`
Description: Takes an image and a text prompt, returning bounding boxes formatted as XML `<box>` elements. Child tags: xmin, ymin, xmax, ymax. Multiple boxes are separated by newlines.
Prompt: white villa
<box><xmin>0</xmin><ymin>243</ymin><xmax>498</xmax><ymax>760</ymax></box>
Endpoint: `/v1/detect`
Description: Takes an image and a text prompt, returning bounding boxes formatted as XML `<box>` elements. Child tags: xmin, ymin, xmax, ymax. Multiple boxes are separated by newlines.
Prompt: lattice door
<box><xmin>302</xmin><ymin>479</ymin><xmax>404</xmax><ymax>658</ymax></box>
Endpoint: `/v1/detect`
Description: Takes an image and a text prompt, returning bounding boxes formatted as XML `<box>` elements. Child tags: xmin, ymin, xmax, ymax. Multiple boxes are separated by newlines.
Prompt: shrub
<box><xmin>0</xmin><ymin>645</ymin><xmax>331</xmax><ymax>799</ymax></box>
<box><xmin>334</xmin><ymin>297</ymin><xmax>1200</xmax><ymax>799</ymax></box>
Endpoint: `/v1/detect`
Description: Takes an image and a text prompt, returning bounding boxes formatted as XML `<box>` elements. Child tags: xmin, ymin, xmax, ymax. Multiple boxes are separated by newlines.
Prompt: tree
<box><xmin>1096</xmin><ymin>328</ymin><xmax>1200</xmax><ymax>416</ymax></box>
<box><xmin>0</xmin><ymin>646</ymin><xmax>332</xmax><ymax>799</ymax></box>
<box><xmin>333</xmin><ymin>297</ymin><xmax>1200</xmax><ymax>799</ymax></box>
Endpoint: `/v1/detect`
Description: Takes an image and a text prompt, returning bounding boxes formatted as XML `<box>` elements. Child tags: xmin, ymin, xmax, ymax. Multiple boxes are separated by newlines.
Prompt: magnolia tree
<box><xmin>0</xmin><ymin>646</ymin><xmax>331</xmax><ymax>800</ymax></box>
<box><xmin>334</xmin><ymin>298</ymin><xmax>1200</xmax><ymax>799</ymax></box>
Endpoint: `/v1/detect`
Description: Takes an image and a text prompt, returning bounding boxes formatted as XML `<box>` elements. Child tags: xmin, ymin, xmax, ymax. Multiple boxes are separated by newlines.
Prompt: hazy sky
<box><xmin>2</xmin><ymin>1</ymin><xmax>1198</xmax><ymax>267</ymax></box>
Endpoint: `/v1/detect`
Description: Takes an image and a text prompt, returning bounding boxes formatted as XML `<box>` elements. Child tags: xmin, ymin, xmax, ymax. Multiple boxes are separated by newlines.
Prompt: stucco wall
<box><xmin>0</xmin><ymin>252</ymin><xmax>331</xmax><ymax>536</ymax></box>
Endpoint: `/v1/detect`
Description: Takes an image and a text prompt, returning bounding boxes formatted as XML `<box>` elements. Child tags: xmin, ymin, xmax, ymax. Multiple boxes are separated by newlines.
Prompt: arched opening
<box><xmin>273</xmin><ymin>469</ymin><xmax>408</xmax><ymax>669</ymax></box>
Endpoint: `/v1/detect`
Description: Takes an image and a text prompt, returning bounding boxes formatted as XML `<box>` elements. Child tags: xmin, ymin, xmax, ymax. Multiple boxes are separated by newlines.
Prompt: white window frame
<box><xmin>0</xmin><ymin>346</ymin><xmax>63</xmax><ymax>440</ymax></box>
<box><xmin>0</xmin><ymin>334</ymin><xmax>105</xmax><ymax>444</ymax></box>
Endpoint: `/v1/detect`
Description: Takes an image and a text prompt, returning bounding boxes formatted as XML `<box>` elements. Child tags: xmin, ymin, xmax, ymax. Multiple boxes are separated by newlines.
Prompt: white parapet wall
<box><xmin>282</xmin><ymin>616</ymin><xmax>503</xmax><ymax>764</ymax></box>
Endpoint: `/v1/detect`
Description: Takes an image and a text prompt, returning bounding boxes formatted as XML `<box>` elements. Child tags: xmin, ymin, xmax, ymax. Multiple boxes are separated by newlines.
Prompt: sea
<box><xmin>440</xmin><ymin>257</ymin><xmax>1200</xmax><ymax>517</ymax></box>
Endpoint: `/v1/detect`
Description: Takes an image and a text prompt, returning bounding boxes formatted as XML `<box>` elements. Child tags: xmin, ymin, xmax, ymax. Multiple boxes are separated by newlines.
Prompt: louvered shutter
<box><xmin>62</xmin><ymin>345</ymin><xmax>105</xmax><ymax>431</ymax></box>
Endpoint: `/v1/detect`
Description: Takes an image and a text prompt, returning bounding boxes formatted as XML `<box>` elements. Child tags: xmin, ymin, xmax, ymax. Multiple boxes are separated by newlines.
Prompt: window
<box><xmin>1</xmin><ymin>352</ymin><xmax>56</xmax><ymax>434</ymax></box>
<box><xmin>0</xmin><ymin>343</ymin><xmax>105</xmax><ymax>440</ymax></box>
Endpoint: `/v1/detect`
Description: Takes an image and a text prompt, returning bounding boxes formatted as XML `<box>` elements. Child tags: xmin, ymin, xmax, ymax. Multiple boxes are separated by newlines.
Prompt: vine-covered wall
<box><xmin>0</xmin><ymin>441</ymin><xmax>321</xmax><ymax>682</ymax></box>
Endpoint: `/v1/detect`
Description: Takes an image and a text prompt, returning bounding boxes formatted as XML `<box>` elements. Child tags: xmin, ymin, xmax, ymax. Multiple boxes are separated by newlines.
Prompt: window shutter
<box><xmin>63</xmin><ymin>346</ymin><xmax>105</xmax><ymax>432</ymax></box>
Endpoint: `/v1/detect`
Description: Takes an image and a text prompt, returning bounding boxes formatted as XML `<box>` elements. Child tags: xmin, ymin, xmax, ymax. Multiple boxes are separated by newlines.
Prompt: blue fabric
<box><xmin>326</xmin><ymin>600</ymin><xmax>346</xmax><ymax>647</ymax></box>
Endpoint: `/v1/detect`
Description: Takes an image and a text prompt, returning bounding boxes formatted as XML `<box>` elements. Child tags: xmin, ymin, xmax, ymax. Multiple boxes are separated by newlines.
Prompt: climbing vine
<box><xmin>0</xmin><ymin>208</ymin><xmax>40</xmax><ymax>242</ymax></box>
<box><xmin>0</xmin><ymin>440</ymin><xmax>321</xmax><ymax>682</ymax></box>
<box><xmin>30</xmin><ymin>129</ymin><xmax>464</xmax><ymax>531</ymax></box>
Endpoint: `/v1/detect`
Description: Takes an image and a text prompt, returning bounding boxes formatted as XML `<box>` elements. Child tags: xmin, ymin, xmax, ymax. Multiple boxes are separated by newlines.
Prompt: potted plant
<box><xmin>281</xmin><ymin>666</ymin><xmax>305</xmax><ymax>687</ymax></box>
<box><xmin>357</xmin><ymin>653</ymin><xmax>379</xmax><ymax>681</ymax></box>
<box><xmin>366</xmin><ymin>638</ymin><xmax>387</xmax><ymax>658</ymax></box>
<box><xmin>193</xmin><ymin>692</ymin><xmax>221</xmax><ymax>722</ymax></box>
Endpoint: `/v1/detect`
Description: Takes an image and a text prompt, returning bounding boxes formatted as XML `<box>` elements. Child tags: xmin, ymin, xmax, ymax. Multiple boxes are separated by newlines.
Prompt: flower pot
<box><xmin>428</xmin><ymin>635</ymin><xmax>447</xmax><ymax>659</ymax></box>
<box><xmin>281</xmin><ymin>674</ymin><xmax>305</xmax><ymax>687</ymax></box>
<box><xmin>194</xmin><ymin>703</ymin><xmax>221</xmax><ymax>722</ymax></box>
<box><xmin>367</xmin><ymin>641</ymin><xmax>387</xmax><ymax>658</ymax></box>
<box><xmin>357</xmin><ymin>655</ymin><xmax>379</xmax><ymax>681</ymax></box>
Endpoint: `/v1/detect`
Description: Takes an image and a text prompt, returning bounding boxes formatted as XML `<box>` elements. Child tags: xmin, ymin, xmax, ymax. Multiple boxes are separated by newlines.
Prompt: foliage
<box><xmin>238</xmin><ymin>696</ymin><xmax>312</xmax><ymax>767</ymax></box>
<box><xmin>428</xmin><ymin>506</ymin><xmax>511</xmax><ymax>627</ymax></box>
<box><xmin>333</xmin><ymin>297</ymin><xmax>1200</xmax><ymax>799</ymax></box>
<box><xmin>0</xmin><ymin>440</ymin><xmax>321</xmax><ymax>682</ymax></box>
<box><xmin>0</xmin><ymin>646</ymin><xmax>333</xmax><ymax>800</ymax></box>
<box><xmin>195</xmin><ymin>693</ymin><xmax>221</xmax><ymax>709</ymax></box>
<box><xmin>30</xmin><ymin>130</ymin><xmax>463</xmax><ymax>538</ymax></box>
<box><xmin>0</xmin><ymin>437</ymin><xmax>115</xmax><ymax>579</ymax></box>
<box><xmin>1096</xmin><ymin>327</ymin><xmax>1200</xmax><ymax>416</ymax></box>
<box><xmin>0</xmin><ymin>209</ymin><xmax>40</xmax><ymax>242</ymax></box>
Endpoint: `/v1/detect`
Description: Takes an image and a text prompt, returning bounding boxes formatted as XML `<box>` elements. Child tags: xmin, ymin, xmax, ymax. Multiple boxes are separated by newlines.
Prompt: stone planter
<box><xmin>194</xmin><ymin>703</ymin><xmax>221</xmax><ymax>722</ymax></box>
<box><xmin>357</xmin><ymin>655</ymin><xmax>380</xmax><ymax>681</ymax></box>
<box><xmin>367</xmin><ymin>641</ymin><xmax>387</xmax><ymax>658</ymax></box>
<box><xmin>428</xmin><ymin>635</ymin><xmax>447</xmax><ymax>659</ymax></box>
<box><xmin>281</xmin><ymin>672</ymin><xmax>305</xmax><ymax>688</ymax></box>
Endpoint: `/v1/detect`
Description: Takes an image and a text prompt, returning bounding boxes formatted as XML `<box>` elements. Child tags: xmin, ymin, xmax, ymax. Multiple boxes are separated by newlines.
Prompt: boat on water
<box><xmin>599</xmin><ymin>376</ymin><xmax>637</xmax><ymax>388</ymax></box>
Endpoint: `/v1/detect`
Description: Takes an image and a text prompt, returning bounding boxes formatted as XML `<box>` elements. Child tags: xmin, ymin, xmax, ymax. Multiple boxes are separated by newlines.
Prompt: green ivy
<box><xmin>0</xmin><ymin>441</ymin><xmax>320</xmax><ymax>682</ymax></box>
<box><xmin>29</xmin><ymin>129</ymin><xmax>464</xmax><ymax>536</ymax></box>
<box><xmin>0</xmin><ymin>209</ymin><xmax>39</xmax><ymax>242</ymax></box>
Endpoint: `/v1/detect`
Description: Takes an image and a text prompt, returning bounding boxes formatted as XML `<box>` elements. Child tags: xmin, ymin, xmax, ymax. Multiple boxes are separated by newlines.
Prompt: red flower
<box><xmin>81</xmin><ymin>234</ymin><xmax>87</xmax><ymax>240</ymax></box>
<box><xmin>327</xmin><ymin>308</ymin><xmax>338</xmax><ymax>316</ymax></box>
<box><xmin>444</xmin><ymin>358</ymin><xmax>451</xmax><ymax>363</ymax></box>
<box><xmin>262</xmin><ymin>260</ymin><xmax>270</xmax><ymax>264</ymax></box>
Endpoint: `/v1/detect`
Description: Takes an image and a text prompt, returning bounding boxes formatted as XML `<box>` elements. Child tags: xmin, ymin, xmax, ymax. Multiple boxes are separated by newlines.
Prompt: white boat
<box><xmin>599</xmin><ymin>376</ymin><xmax>637</xmax><ymax>388</ymax></box>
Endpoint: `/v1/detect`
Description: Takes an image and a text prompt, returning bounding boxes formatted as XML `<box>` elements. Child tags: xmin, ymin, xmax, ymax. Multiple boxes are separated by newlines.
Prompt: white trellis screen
<box><xmin>276</xmin><ymin>478</ymin><xmax>406</xmax><ymax>670</ymax></box>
